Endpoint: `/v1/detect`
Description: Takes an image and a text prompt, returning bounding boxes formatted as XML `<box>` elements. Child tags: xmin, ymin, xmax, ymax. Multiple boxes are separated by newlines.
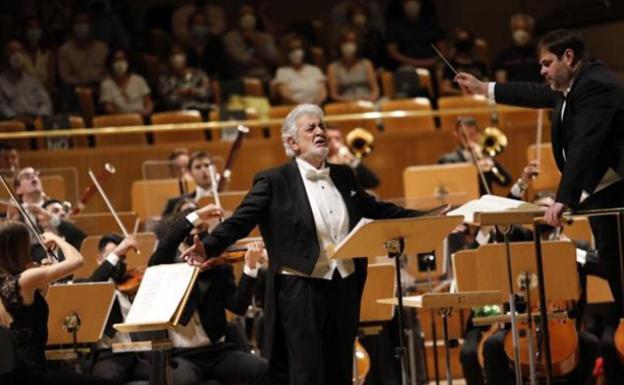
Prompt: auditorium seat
<box><xmin>324</xmin><ymin>100</ymin><xmax>377</xmax><ymax>133</ymax></box>
<box><xmin>437</xmin><ymin>95</ymin><xmax>490</xmax><ymax>130</ymax></box>
<box><xmin>380</xmin><ymin>98</ymin><xmax>436</xmax><ymax>133</ymax></box>
<box><xmin>92</xmin><ymin>113</ymin><xmax>147</xmax><ymax>147</ymax></box>
<box><xmin>151</xmin><ymin>110</ymin><xmax>205</xmax><ymax>144</ymax></box>
<box><xmin>0</xmin><ymin>120</ymin><xmax>29</xmax><ymax>150</ymax></box>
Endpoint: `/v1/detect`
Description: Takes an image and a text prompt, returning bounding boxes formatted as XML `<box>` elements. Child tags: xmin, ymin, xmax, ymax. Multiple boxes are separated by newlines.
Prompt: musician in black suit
<box><xmin>149</xmin><ymin>203</ymin><xmax>269</xmax><ymax>385</ymax></box>
<box><xmin>455</xmin><ymin>28</ymin><xmax>624</xmax><ymax>385</ymax></box>
<box><xmin>438</xmin><ymin>116</ymin><xmax>512</xmax><ymax>195</ymax></box>
<box><xmin>181</xmin><ymin>104</ymin><xmax>423</xmax><ymax>385</ymax></box>
<box><xmin>82</xmin><ymin>234</ymin><xmax>153</xmax><ymax>385</ymax></box>
<box><xmin>162</xmin><ymin>151</ymin><xmax>214</xmax><ymax>217</ymax></box>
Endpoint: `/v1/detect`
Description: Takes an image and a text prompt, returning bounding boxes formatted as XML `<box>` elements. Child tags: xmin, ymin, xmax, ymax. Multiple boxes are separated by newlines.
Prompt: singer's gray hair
<box><xmin>281</xmin><ymin>104</ymin><xmax>325</xmax><ymax>158</ymax></box>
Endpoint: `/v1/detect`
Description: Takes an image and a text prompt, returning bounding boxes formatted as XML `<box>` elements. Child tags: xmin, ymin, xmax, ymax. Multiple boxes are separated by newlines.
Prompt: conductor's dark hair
<box><xmin>538</xmin><ymin>29</ymin><xmax>588</xmax><ymax>65</ymax></box>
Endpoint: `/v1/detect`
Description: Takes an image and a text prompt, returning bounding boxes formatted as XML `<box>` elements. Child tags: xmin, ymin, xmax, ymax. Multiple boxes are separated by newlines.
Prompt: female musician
<box><xmin>0</xmin><ymin>220</ymin><xmax>114</xmax><ymax>385</ymax></box>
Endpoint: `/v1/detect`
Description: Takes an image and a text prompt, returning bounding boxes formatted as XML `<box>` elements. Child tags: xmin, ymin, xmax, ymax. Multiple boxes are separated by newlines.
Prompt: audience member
<box><xmin>387</xmin><ymin>0</ymin><xmax>446</xmax><ymax>70</ymax></box>
<box><xmin>186</xmin><ymin>10</ymin><xmax>230</xmax><ymax>80</ymax></box>
<box><xmin>99</xmin><ymin>48</ymin><xmax>153</xmax><ymax>116</ymax></box>
<box><xmin>493</xmin><ymin>13</ymin><xmax>541</xmax><ymax>83</ymax></box>
<box><xmin>331</xmin><ymin>0</ymin><xmax>386</xmax><ymax>36</ymax></box>
<box><xmin>345</xmin><ymin>2</ymin><xmax>388</xmax><ymax>68</ymax></box>
<box><xmin>57</xmin><ymin>10</ymin><xmax>109</xmax><ymax>87</ymax></box>
<box><xmin>159</xmin><ymin>44</ymin><xmax>212</xmax><ymax>112</ymax></box>
<box><xmin>0</xmin><ymin>40</ymin><xmax>52</xmax><ymax>121</ymax></box>
<box><xmin>172</xmin><ymin>0</ymin><xmax>227</xmax><ymax>46</ymax></box>
<box><xmin>22</xmin><ymin>18</ymin><xmax>55</xmax><ymax>90</ymax></box>
<box><xmin>89</xmin><ymin>0</ymin><xmax>131</xmax><ymax>49</ymax></box>
<box><xmin>273</xmin><ymin>34</ymin><xmax>326</xmax><ymax>105</ymax></box>
<box><xmin>222</xmin><ymin>4</ymin><xmax>280</xmax><ymax>82</ymax></box>
<box><xmin>327</xmin><ymin>27</ymin><xmax>379</xmax><ymax>102</ymax></box>
<box><xmin>439</xmin><ymin>27</ymin><xmax>488</xmax><ymax>96</ymax></box>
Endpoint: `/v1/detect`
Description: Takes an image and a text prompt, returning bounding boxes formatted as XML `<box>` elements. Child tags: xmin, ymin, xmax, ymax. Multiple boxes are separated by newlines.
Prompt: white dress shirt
<box><xmin>280</xmin><ymin>158</ymin><xmax>354</xmax><ymax>280</ymax></box>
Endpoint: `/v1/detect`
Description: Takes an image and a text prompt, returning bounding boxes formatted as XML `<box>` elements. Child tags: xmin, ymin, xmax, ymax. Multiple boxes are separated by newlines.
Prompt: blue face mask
<box><xmin>191</xmin><ymin>25</ymin><xmax>209</xmax><ymax>39</ymax></box>
<box><xmin>26</xmin><ymin>28</ymin><xmax>42</xmax><ymax>44</ymax></box>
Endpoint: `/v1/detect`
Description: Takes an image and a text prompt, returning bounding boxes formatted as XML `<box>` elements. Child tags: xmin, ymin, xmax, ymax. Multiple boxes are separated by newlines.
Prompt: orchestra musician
<box><xmin>325</xmin><ymin>126</ymin><xmax>380</xmax><ymax>190</ymax></box>
<box><xmin>0</xmin><ymin>221</ymin><xmax>114</xmax><ymax>385</ymax></box>
<box><xmin>181</xmin><ymin>104</ymin><xmax>424</xmax><ymax>385</ymax></box>
<box><xmin>437</xmin><ymin>116</ymin><xmax>512</xmax><ymax>195</ymax></box>
<box><xmin>148</xmin><ymin>203</ymin><xmax>269</xmax><ymax>385</ymax></box>
<box><xmin>455</xmin><ymin>28</ymin><xmax>624</xmax><ymax>384</ymax></box>
<box><xmin>79</xmin><ymin>234</ymin><xmax>153</xmax><ymax>385</ymax></box>
<box><xmin>162</xmin><ymin>151</ymin><xmax>214</xmax><ymax>218</ymax></box>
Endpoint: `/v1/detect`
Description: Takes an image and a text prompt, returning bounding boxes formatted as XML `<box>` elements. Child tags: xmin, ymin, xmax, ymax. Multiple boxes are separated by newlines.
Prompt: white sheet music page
<box><xmin>125</xmin><ymin>263</ymin><xmax>197</xmax><ymax>325</ymax></box>
<box><xmin>447</xmin><ymin>194</ymin><xmax>540</xmax><ymax>223</ymax></box>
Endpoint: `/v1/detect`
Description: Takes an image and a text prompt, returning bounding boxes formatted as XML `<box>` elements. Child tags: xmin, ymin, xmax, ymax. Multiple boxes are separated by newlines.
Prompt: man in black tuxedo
<box><xmin>162</xmin><ymin>151</ymin><xmax>214</xmax><ymax>217</ymax></box>
<box><xmin>455</xmin><ymin>28</ymin><xmax>624</xmax><ymax>384</ymax></box>
<box><xmin>149</xmin><ymin>203</ymin><xmax>269</xmax><ymax>385</ymax></box>
<box><xmin>182</xmin><ymin>104</ymin><xmax>423</xmax><ymax>385</ymax></box>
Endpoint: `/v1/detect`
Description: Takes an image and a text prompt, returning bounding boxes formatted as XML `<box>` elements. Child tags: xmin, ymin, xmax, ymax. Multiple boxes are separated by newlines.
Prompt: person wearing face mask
<box><xmin>223</xmin><ymin>4</ymin><xmax>279</xmax><ymax>82</ymax></box>
<box><xmin>273</xmin><ymin>34</ymin><xmax>327</xmax><ymax>105</ymax></box>
<box><xmin>387</xmin><ymin>0</ymin><xmax>447</xmax><ymax>71</ymax></box>
<box><xmin>99</xmin><ymin>48</ymin><xmax>153</xmax><ymax>117</ymax></box>
<box><xmin>159</xmin><ymin>44</ymin><xmax>212</xmax><ymax>112</ymax></box>
<box><xmin>22</xmin><ymin>18</ymin><xmax>55</xmax><ymax>90</ymax></box>
<box><xmin>57</xmin><ymin>11</ymin><xmax>108</xmax><ymax>88</ymax></box>
<box><xmin>439</xmin><ymin>27</ymin><xmax>488</xmax><ymax>96</ymax></box>
<box><xmin>172</xmin><ymin>0</ymin><xmax>227</xmax><ymax>46</ymax></box>
<box><xmin>327</xmin><ymin>27</ymin><xmax>379</xmax><ymax>102</ymax></box>
<box><xmin>494</xmin><ymin>14</ymin><xmax>542</xmax><ymax>83</ymax></box>
<box><xmin>345</xmin><ymin>3</ymin><xmax>388</xmax><ymax>68</ymax></box>
<box><xmin>0</xmin><ymin>40</ymin><xmax>52</xmax><ymax>122</ymax></box>
<box><xmin>185</xmin><ymin>10</ymin><xmax>230</xmax><ymax>80</ymax></box>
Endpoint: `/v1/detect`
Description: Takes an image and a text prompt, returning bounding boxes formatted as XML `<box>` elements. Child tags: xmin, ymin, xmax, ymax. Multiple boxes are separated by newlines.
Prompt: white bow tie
<box><xmin>304</xmin><ymin>168</ymin><xmax>330</xmax><ymax>181</ymax></box>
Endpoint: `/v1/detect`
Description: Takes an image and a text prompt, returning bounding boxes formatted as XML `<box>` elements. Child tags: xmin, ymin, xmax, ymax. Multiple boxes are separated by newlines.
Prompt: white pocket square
<box><xmin>350</xmin><ymin>190</ymin><xmax>357</xmax><ymax>197</ymax></box>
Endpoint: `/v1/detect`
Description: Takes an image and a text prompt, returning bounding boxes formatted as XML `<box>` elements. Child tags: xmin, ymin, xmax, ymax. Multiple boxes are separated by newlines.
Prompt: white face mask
<box><xmin>9</xmin><ymin>52</ymin><xmax>24</xmax><ymax>70</ymax></box>
<box><xmin>341</xmin><ymin>42</ymin><xmax>357</xmax><ymax>58</ymax></box>
<box><xmin>112</xmin><ymin>60</ymin><xmax>128</xmax><ymax>76</ymax></box>
<box><xmin>404</xmin><ymin>0</ymin><xmax>421</xmax><ymax>18</ymax></box>
<box><xmin>240</xmin><ymin>14</ymin><xmax>257</xmax><ymax>30</ymax></box>
<box><xmin>512</xmin><ymin>29</ymin><xmax>530</xmax><ymax>46</ymax></box>
<box><xmin>170</xmin><ymin>54</ymin><xmax>186</xmax><ymax>69</ymax></box>
<box><xmin>289</xmin><ymin>48</ymin><xmax>304</xmax><ymax>65</ymax></box>
<box><xmin>352</xmin><ymin>14</ymin><xmax>367</xmax><ymax>28</ymax></box>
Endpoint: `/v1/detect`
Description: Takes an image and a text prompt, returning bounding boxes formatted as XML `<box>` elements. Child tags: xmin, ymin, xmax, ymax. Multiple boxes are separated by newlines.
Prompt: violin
<box><xmin>87</xmin><ymin>168</ymin><xmax>145</xmax><ymax>294</ymax></box>
<box><xmin>200</xmin><ymin>246</ymin><xmax>248</xmax><ymax>270</ymax></box>
<box><xmin>353</xmin><ymin>338</ymin><xmax>370</xmax><ymax>385</ymax></box>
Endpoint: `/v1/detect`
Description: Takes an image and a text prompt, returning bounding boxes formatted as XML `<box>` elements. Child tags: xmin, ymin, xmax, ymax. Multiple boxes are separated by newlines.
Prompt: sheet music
<box><xmin>447</xmin><ymin>194</ymin><xmax>540</xmax><ymax>223</ymax></box>
<box><xmin>125</xmin><ymin>263</ymin><xmax>197</xmax><ymax>325</ymax></box>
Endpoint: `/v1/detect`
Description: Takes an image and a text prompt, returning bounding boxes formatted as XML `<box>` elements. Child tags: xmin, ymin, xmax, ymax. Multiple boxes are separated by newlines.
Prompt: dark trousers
<box><xmin>270</xmin><ymin>272</ymin><xmax>360</xmax><ymax>385</ymax></box>
<box><xmin>483</xmin><ymin>329</ymin><xmax>600</xmax><ymax>385</ymax></box>
<box><xmin>92</xmin><ymin>351</ymin><xmax>151</xmax><ymax>385</ymax></box>
<box><xmin>172</xmin><ymin>343</ymin><xmax>268</xmax><ymax>385</ymax></box>
<box><xmin>580</xmin><ymin>181</ymin><xmax>624</xmax><ymax>318</ymax></box>
<box><xmin>459</xmin><ymin>327</ymin><xmax>485</xmax><ymax>385</ymax></box>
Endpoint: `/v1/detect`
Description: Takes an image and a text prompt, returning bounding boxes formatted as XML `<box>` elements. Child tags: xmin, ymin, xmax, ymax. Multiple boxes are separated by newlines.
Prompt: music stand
<box><xmin>403</xmin><ymin>163</ymin><xmax>479</xmax><ymax>207</ymax></box>
<box><xmin>46</xmin><ymin>282</ymin><xmax>116</xmax><ymax>361</ymax></box>
<box><xmin>331</xmin><ymin>215</ymin><xmax>463</xmax><ymax>385</ymax></box>
<box><xmin>378</xmin><ymin>291</ymin><xmax>502</xmax><ymax>385</ymax></box>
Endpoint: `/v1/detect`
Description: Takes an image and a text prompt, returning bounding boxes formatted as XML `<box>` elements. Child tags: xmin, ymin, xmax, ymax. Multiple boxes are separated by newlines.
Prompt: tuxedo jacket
<box><xmin>495</xmin><ymin>59</ymin><xmax>624</xmax><ymax>207</ymax></box>
<box><xmin>148</xmin><ymin>216</ymin><xmax>256</xmax><ymax>343</ymax></box>
<box><xmin>200</xmin><ymin>160</ymin><xmax>422</xmax><ymax>358</ymax></box>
